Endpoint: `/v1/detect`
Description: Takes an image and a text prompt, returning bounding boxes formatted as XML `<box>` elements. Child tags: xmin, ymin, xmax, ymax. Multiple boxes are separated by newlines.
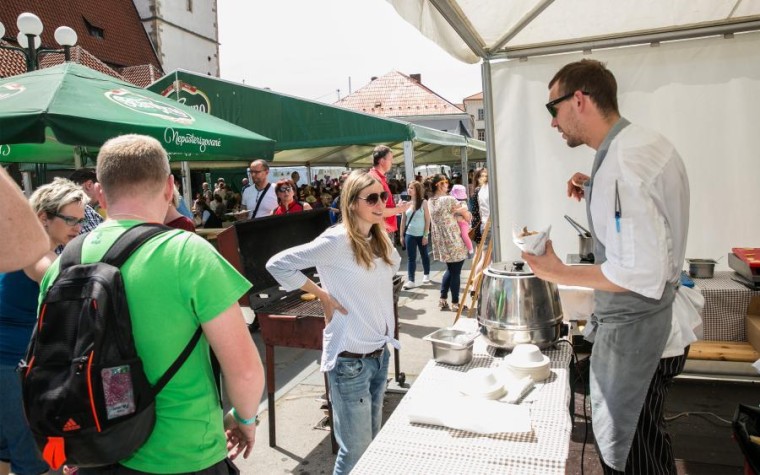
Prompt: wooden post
<box><xmin>454</xmin><ymin>220</ymin><xmax>491</xmax><ymax>323</ymax></box>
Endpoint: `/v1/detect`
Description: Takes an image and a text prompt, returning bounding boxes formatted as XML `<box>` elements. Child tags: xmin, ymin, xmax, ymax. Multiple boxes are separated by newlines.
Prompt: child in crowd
<box><xmin>449</xmin><ymin>184</ymin><xmax>474</xmax><ymax>256</ymax></box>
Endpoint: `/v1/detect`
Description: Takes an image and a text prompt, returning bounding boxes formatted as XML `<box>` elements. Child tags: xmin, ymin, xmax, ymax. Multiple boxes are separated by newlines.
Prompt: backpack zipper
<box><xmin>38</xmin><ymin>304</ymin><xmax>47</xmax><ymax>331</ymax></box>
<box><xmin>84</xmin><ymin>350</ymin><xmax>101</xmax><ymax>432</ymax></box>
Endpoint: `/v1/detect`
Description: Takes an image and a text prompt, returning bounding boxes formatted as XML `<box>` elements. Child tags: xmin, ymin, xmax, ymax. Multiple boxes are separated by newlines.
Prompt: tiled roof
<box><xmin>37</xmin><ymin>46</ymin><xmax>127</xmax><ymax>81</ymax></box>
<box><xmin>463</xmin><ymin>92</ymin><xmax>483</xmax><ymax>101</ymax></box>
<box><xmin>335</xmin><ymin>71</ymin><xmax>465</xmax><ymax>117</ymax></box>
<box><xmin>0</xmin><ymin>0</ymin><xmax>161</xmax><ymax>70</ymax></box>
<box><xmin>0</xmin><ymin>44</ymin><xmax>27</xmax><ymax>77</ymax></box>
<box><xmin>120</xmin><ymin>63</ymin><xmax>163</xmax><ymax>88</ymax></box>
<box><xmin>2</xmin><ymin>41</ymin><xmax>161</xmax><ymax>87</ymax></box>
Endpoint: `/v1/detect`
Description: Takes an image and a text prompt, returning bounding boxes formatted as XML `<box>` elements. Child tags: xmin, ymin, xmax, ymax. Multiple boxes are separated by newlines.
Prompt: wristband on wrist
<box><xmin>231</xmin><ymin>407</ymin><xmax>259</xmax><ymax>426</ymax></box>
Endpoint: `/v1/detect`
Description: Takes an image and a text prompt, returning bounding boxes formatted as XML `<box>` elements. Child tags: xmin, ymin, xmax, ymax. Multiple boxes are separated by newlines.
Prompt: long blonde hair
<box><xmin>340</xmin><ymin>170</ymin><xmax>393</xmax><ymax>269</ymax></box>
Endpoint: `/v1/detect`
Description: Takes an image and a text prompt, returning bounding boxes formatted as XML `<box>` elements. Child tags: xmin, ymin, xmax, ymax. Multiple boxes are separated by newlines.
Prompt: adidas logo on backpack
<box><xmin>20</xmin><ymin>224</ymin><xmax>202</xmax><ymax>469</ymax></box>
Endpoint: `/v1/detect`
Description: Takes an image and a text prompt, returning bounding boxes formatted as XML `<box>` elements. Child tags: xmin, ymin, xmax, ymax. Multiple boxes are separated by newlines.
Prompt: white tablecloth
<box><xmin>352</xmin><ymin>319</ymin><xmax>573</xmax><ymax>475</ymax></box>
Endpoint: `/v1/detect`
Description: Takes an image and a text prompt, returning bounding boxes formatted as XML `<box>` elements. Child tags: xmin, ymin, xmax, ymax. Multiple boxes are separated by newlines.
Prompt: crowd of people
<box><xmin>0</xmin><ymin>58</ymin><xmax>699</xmax><ymax>475</ymax></box>
<box><xmin>0</xmin><ymin>139</ymin><xmax>487</xmax><ymax>475</ymax></box>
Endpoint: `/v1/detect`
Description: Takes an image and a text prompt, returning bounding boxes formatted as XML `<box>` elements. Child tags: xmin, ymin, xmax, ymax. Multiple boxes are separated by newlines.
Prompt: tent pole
<box><xmin>461</xmin><ymin>146</ymin><xmax>469</xmax><ymax>193</ymax></box>
<box><xmin>181</xmin><ymin>161</ymin><xmax>192</xmax><ymax>207</ymax></box>
<box><xmin>481</xmin><ymin>59</ymin><xmax>501</xmax><ymax>262</ymax></box>
<box><xmin>306</xmin><ymin>163</ymin><xmax>312</xmax><ymax>185</ymax></box>
<box><xmin>73</xmin><ymin>146</ymin><xmax>83</xmax><ymax>169</ymax></box>
<box><xmin>403</xmin><ymin>141</ymin><xmax>415</xmax><ymax>186</ymax></box>
<box><xmin>21</xmin><ymin>172</ymin><xmax>33</xmax><ymax>197</ymax></box>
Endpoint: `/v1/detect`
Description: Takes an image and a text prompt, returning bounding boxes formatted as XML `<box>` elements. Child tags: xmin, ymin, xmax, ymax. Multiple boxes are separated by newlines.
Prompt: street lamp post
<box><xmin>0</xmin><ymin>12</ymin><xmax>78</xmax><ymax>196</ymax></box>
<box><xmin>0</xmin><ymin>12</ymin><xmax>77</xmax><ymax>72</ymax></box>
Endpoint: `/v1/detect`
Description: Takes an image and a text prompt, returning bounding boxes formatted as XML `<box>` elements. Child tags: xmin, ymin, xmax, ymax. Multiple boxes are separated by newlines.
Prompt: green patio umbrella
<box><xmin>0</xmin><ymin>129</ymin><xmax>96</xmax><ymax>165</ymax></box>
<box><xmin>0</xmin><ymin>63</ymin><xmax>275</xmax><ymax>161</ymax></box>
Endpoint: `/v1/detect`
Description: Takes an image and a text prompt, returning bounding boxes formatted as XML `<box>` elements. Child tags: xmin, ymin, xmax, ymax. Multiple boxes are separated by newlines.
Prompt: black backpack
<box><xmin>20</xmin><ymin>223</ymin><xmax>203</xmax><ymax>469</ymax></box>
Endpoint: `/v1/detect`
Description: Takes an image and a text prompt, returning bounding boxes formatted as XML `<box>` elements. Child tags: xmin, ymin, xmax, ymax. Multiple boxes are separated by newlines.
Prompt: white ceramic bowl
<box><xmin>460</xmin><ymin>368</ymin><xmax>506</xmax><ymax>400</ymax></box>
<box><xmin>510</xmin><ymin>344</ymin><xmax>546</xmax><ymax>365</ymax></box>
<box><xmin>502</xmin><ymin>344</ymin><xmax>551</xmax><ymax>382</ymax></box>
<box><xmin>501</xmin><ymin>360</ymin><xmax>551</xmax><ymax>382</ymax></box>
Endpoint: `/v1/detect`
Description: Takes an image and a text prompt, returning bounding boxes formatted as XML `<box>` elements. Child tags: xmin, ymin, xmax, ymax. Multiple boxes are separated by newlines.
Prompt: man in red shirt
<box><xmin>368</xmin><ymin>145</ymin><xmax>410</xmax><ymax>243</ymax></box>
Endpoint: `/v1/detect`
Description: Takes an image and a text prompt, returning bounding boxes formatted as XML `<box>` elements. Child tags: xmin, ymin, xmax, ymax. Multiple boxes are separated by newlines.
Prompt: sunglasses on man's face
<box><xmin>356</xmin><ymin>191</ymin><xmax>389</xmax><ymax>206</ymax></box>
<box><xmin>276</xmin><ymin>186</ymin><xmax>292</xmax><ymax>193</ymax></box>
<box><xmin>545</xmin><ymin>90</ymin><xmax>590</xmax><ymax>118</ymax></box>
<box><xmin>54</xmin><ymin>212</ymin><xmax>86</xmax><ymax>226</ymax></box>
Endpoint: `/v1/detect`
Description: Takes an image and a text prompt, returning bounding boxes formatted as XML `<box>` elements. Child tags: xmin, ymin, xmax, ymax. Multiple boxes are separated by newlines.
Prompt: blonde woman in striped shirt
<box><xmin>267</xmin><ymin>170</ymin><xmax>400</xmax><ymax>475</ymax></box>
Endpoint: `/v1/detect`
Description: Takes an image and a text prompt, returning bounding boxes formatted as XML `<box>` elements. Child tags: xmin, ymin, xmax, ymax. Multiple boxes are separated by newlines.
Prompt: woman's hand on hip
<box><xmin>318</xmin><ymin>290</ymin><xmax>348</xmax><ymax>324</ymax></box>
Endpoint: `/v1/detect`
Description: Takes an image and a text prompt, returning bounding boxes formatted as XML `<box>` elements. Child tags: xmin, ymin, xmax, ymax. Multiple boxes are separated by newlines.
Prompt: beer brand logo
<box><xmin>0</xmin><ymin>144</ymin><xmax>10</xmax><ymax>157</ymax></box>
<box><xmin>104</xmin><ymin>89</ymin><xmax>194</xmax><ymax>124</ymax></box>
<box><xmin>160</xmin><ymin>80</ymin><xmax>211</xmax><ymax>114</ymax></box>
<box><xmin>0</xmin><ymin>83</ymin><xmax>25</xmax><ymax>101</ymax></box>
<box><xmin>163</xmin><ymin>127</ymin><xmax>222</xmax><ymax>153</ymax></box>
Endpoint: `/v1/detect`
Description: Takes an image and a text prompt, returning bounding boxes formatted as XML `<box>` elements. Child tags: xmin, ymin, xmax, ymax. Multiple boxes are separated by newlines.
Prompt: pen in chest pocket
<box><xmin>614</xmin><ymin>180</ymin><xmax>621</xmax><ymax>233</ymax></box>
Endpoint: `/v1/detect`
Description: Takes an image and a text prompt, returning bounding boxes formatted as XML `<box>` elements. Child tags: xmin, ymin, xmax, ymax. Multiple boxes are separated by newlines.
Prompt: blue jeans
<box><xmin>0</xmin><ymin>365</ymin><xmax>49</xmax><ymax>475</ymax></box>
<box><xmin>327</xmin><ymin>348</ymin><xmax>389</xmax><ymax>475</ymax></box>
<box><xmin>404</xmin><ymin>234</ymin><xmax>430</xmax><ymax>282</ymax></box>
<box><xmin>440</xmin><ymin>260</ymin><xmax>465</xmax><ymax>304</ymax></box>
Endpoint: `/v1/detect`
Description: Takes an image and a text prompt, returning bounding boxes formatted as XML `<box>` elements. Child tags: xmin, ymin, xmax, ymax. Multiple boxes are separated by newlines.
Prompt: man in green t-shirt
<box><xmin>40</xmin><ymin>134</ymin><xmax>265</xmax><ymax>474</ymax></box>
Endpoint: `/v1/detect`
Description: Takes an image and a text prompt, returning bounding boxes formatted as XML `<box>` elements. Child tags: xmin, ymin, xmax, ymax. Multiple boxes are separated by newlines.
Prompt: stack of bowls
<box><xmin>459</xmin><ymin>368</ymin><xmax>506</xmax><ymax>400</ymax></box>
<box><xmin>501</xmin><ymin>344</ymin><xmax>551</xmax><ymax>382</ymax></box>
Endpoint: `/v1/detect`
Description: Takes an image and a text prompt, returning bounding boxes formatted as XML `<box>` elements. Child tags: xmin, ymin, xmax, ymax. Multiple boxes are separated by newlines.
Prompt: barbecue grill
<box><xmin>216</xmin><ymin>209</ymin><xmax>404</xmax><ymax>450</ymax></box>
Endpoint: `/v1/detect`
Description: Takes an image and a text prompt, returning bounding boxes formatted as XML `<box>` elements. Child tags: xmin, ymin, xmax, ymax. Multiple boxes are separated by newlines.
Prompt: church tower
<box><xmin>133</xmin><ymin>0</ymin><xmax>219</xmax><ymax>76</ymax></box>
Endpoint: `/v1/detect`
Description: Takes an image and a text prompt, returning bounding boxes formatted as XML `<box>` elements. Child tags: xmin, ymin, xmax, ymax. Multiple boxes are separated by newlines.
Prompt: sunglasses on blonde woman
<box><xmin>356</xmin><ymin>191</ymin><xmax>388</xmax><ymax>206</ymax></box>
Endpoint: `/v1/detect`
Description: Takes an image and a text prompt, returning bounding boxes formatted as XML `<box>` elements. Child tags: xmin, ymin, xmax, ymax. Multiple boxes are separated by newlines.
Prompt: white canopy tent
<box><xmin>389</xmin><ymin>1</ymin><xmax>760</xmax><ymax>264</ymax></box>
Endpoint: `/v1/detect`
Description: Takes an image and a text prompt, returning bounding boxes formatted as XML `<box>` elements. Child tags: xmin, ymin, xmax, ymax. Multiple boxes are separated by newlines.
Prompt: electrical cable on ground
<box><xmin>556</xmin><ymin>338</ymin><xmax>588</xmax><ymax>475</ymax></box>
<box><xmin>664</xmin><ymin>411</ymin><xmax>732</xmax><ymax>425</ymax></box>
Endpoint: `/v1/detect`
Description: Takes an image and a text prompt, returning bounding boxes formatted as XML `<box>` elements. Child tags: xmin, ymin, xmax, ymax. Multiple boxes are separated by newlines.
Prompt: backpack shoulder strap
<box><xmin>95</xmin><ymin>223</ymin><xmax>208</xmax><ymax>397</ymax></box>
<box><xmin>101</xmin><ymin>223</ymin><xmax>173</xmax><ymax>268</ymax></box>
<box><xmin>99</xmin><ymin>223</ymin><xmax>206</xmax><ymax>396</ymax></box>
<box><xmin>58</xmin><ymin>233</ymin><xmax>88</xmax><ymax>271</ymax></box>
<box><xmin>152</xmin><ymin>326</ymin><xmax>204</xmax><ymax>395</ymax></box>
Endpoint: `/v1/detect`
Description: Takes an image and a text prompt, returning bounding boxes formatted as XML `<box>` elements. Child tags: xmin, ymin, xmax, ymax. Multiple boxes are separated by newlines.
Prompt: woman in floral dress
<box><xmin>427</xmin><ymin>174</ymin><xmax>471</xmax><ymax>311</ymax></box>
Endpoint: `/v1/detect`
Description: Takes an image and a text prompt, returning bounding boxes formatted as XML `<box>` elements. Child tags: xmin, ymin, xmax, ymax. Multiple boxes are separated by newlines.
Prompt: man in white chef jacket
<box><xmin>523</xmin><ymin>59</ymin><xmax>697</xmax><ymax>474</ymax></box>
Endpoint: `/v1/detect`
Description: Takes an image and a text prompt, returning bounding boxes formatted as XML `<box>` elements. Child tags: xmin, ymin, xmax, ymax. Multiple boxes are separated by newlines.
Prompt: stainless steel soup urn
<box><xmin>477</xmin><ymin>261</ymin><xmax>563</xmax><ymax>349</ymax></box>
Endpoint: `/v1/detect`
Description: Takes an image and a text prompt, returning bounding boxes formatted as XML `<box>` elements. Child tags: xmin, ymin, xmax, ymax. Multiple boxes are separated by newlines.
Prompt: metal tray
<box><xmin>729</xmin><ymin>253</ymin><xmax>760</xmax><ymax>284</ymax></box>
<box><xmin>423</xmin><ymin>328</ymin><xmax>478</xmax><ymax>365</ymax></box>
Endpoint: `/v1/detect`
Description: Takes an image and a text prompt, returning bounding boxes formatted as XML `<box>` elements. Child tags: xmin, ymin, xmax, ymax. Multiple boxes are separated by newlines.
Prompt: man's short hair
<box><xmin>549</xmin><ymin>59</ymin><xmax>619</xmax><ymax>117</ymax></box>
<box><xmin>372</xmin><ymin>145</ymin><xmax>391</xmax><ymax>166</ymax></box>
<box><xmin>250</xmin><ymin>159</ymin><xmax>269</xmax><ymax>171</ymax></box>
<box><xmin>96</xmin><ymin>134</ymin><xmax>170</xmax><ymax>203</ymax></box>
<box><xmin>69</xmin><ymin>168</ymin><xmax>98</xmax><ymax>185</ymax></box>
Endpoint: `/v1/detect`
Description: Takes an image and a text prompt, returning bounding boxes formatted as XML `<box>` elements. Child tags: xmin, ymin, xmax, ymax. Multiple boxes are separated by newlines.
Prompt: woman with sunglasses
<box><xmin>0</xmin><ymin>178</ymin><xmax>87</xmax><ymax>475</ymax></box>
<box><xmin>428</xmin><ymin>173</ymin><xmax>471</xmax><ymax>311</ymax></box>
<box><xmin>272</xmin><ymin>179</ymin><xmax>312</xmax><ymax>215</ymax></box>
<box><xmin>267</xmin><ymin>170</ymin><xmax>400</xmax><ymax>475</ymax></box>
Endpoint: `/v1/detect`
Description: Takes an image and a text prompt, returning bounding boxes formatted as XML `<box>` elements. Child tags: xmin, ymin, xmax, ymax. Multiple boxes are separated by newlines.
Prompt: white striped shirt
<box><xmin>266</xmin><ymin>224</ymin><xmax>401</xmax><ymax>372</ymax></box>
